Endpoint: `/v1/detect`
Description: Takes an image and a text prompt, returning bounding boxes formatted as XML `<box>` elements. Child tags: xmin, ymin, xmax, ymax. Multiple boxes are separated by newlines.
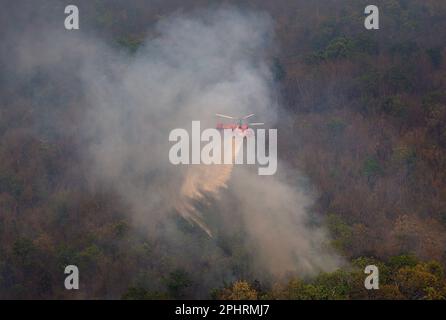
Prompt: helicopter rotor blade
<box><xmin>216</xmin><ymin>113</ymin><xmax>235</xmax><ymax>119</ymax></box>
<box><xmin>243</xmin><ymin>113</ymin><xmax>255</xmax><ymax>119</ymax></box>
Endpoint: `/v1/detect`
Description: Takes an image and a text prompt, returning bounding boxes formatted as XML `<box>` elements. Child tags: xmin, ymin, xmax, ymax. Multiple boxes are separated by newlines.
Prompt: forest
<box><xmin>1</xmin><ymin>0</ymin><xmax>446</xmax><ymax>299</ymax></box>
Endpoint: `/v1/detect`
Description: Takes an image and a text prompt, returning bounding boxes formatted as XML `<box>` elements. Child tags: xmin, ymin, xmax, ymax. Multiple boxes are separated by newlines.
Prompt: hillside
<box><xmin>1</xmin><ymin>0</ymin><xmax>446</xmax><ymax>299</ymax></box>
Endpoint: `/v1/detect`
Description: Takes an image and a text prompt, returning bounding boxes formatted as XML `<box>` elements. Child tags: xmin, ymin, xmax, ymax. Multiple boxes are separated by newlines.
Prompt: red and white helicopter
<box><xmin>216</xmin><ymin>113</ymin><xmax>264</xmax><ymax>135</ymax></box>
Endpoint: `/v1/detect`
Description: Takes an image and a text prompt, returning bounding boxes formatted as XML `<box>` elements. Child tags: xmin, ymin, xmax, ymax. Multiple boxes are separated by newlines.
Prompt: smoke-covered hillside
<box><xmin>1</xmin><ymin>0</ymin><xmax>446</xmax><ymax>299</ymax></box>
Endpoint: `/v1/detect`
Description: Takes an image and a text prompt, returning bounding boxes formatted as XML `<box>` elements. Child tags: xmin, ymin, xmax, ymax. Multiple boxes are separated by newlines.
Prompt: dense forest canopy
<box><xmin>1</xmin><ymin>0</ymin><xmax>446</xmax><ymax>299</ymax></box>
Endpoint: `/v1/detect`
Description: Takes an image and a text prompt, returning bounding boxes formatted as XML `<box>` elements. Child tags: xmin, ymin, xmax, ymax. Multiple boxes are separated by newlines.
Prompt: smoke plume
<box><xmin>5</xmin><ymin>4</ymin><xmax>342</xmax><ymax>284</ymax></box>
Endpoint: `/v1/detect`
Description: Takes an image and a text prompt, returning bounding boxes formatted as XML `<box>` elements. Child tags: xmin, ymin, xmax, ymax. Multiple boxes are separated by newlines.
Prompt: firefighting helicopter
<box><xmin>215</xmin><ymin>113</ymin><xmax>264</xmax><ymax>132</ymax></box>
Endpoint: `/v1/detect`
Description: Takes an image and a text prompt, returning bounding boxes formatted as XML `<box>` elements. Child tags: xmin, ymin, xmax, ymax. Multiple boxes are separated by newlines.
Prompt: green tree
<box><xmin>165</xmin><ymin>269</ymin><xmax>192</xmax><ymax>299</ymax></box>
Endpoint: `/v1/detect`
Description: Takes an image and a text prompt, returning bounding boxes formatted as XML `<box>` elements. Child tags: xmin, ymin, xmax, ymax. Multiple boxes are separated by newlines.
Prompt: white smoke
<box><xmin>10</xmin><ymin>6</ymin><xmax>342</xmax><ymax>278</ymax></box>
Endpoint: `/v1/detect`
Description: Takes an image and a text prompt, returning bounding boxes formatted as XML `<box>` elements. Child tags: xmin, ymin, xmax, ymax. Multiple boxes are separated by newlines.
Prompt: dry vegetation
<box><xmin>1</xmin><ymin>0</ymin><xmax>446</xmax><ymax>299</ymax></box>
